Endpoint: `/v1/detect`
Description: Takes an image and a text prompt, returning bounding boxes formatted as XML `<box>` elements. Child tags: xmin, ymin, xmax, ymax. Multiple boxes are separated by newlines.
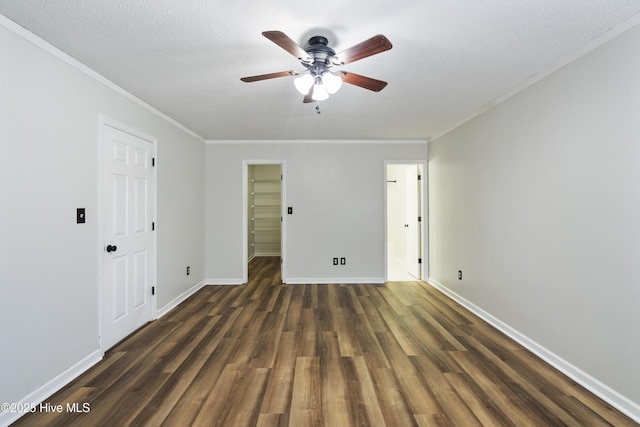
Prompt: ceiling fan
<box><xmin>241</xmin><ymin>31</ymin><xmax>392</xmax><ymax>103</ymax></box>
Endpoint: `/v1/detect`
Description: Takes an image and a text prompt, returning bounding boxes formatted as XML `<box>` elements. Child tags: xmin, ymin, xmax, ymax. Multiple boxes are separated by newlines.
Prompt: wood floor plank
<box><xmin>259</xmin><ymin>332</ymin><xmax>296</xmax><ymax>416</ymax></box>
<box><xmin>444</xmin><ymin>371</ymin><xmax>517</xmax><ymax>426</ymax></box>
<box><xmin>283</xmin><ymin>285</ymin><xmax>303</xmax><ymax>333</ymax></box>
<box><xmin>250</xmin><ymin>311</ymin><xmax>286</xmax><ymax>368</ymax></box>
<box><xmin>458</xmin><ymin>332</ymin><xmax>586</xmax><ymax>426</ymax></box>
<box><xmin>513</xmin><ymin>346</ymin><xmax>635</xmax><ymax>426</ymax></box>
<box><xmin>333</xmin><ymin>308</ymin><xmax>361</xmax><ymax>357</ymax></box>
<box><xmin>271</xmin><ymin>285</ymin><xmax>293</xmax><ymax>315</ymax></box>
<box><xmin>193</xmin><ymin>365</ymin><xmax>270</xmax><ymax>427</ymax></box>
<box><xmin>11</xmin><ymin>257</ymin><xmax>639</xmax><ymax>427</ymax></box>
<box><xmin>450</xmin><ymin>350</ymin><xmax>546</xmax><ymax>427</ymax></box>
<box><xmin>351</xmin><ymin>313</ymin><xmax>391</xmax><ymax>368</ymax></box>
<box><xmin>369</xmin><ymin>367</ymin><xmax>417</xmax><ymax>427</ymax></box>
<box><xmin>128</xmin><ymin>315</ymin><xmax>227</xmax><ymax>426</ymax></box>
<box><xmin>298</xmin><ymin>307</ymin><xmax>319</xmax><ymax>357</ymax></box>
<box><xmin>342</xmin><ymin>286</ymin><xmax>365</xmax><ymax>314</ymax></box>
<box><xmin>375</xmin><ymin>302</ymin><xmax>423</xmax><ymax>356</ymax></box>
<box><xmin>374</xmin><ymin>331</ymin><xmax>450</xmax><ymax>420</ymax></box>
<box><xmin>256</xmin><ymin>413</ymin><xmax>287</xmax><ymax>427</ymax></box>
<box><xmin>289</xmin><ymin>357</ymin><xmax>322</xmax><ymax>427</ymax></box>
<box><xmin>191</xmin><ymin>363</ymin><xmax>243</xmax><ymax>426</ymax></box>
<box><xmin>349</xmin><ymin>356</ymin><xmax>388</xmax><ymax>426</ymax></box>
<box><xmin>319</xmin><ymin>331</ymin><xmax>351</xmax><ymax>427</ymax></box>
<box><xmin>160</xmin><ymin>336</ymin><xmax>243</xmax><ymax>426</ymax></box>
<box><xmin>407</xmin><ymin>304</ymin><xmax>467</xmax><ymax>352</ymax></box>
<box><xmin>358</xmin><ymin>289</ymin><xmax>391</xmax><ymax>332</ymax></box>
<box><xmin>377</xmin><ymin>286</ymin><xmax>413</xmax><ymax>316</ymax></box>
<box><xmin>411</xmin><ymin>354</ymin><xmax>483</xmax><ymax>426</ymax></box>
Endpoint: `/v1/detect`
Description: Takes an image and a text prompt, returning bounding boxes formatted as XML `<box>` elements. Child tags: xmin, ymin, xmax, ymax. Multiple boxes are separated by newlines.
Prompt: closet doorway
<box><xmin>385</xmin><ymin>162</ymin><xmax>425</xmax><ymax>281</ymax></box>
<box><xmin>243</xmin><ymin>161</ymin><xmax>286</xmax><ymax>283</ymax></box>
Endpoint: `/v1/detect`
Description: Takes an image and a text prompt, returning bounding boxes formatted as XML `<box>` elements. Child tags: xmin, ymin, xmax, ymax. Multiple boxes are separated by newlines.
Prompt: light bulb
<box><xmin>294</xmin><ymin>74</ymin><xmax>314</xmax><ymax>95</ymax></box>
<box><xmin>312</xmin><ymin>82</ymin><xmax>329</xmax><ymax>101</ymax></box>
<box><xmin>323</xmin><ymin>71</ymin><xmax>343</xmax><ymax>94</ymax></box>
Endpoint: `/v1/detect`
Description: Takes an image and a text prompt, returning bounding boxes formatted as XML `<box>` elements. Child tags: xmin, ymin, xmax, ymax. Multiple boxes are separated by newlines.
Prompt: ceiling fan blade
<box><xmin>338</xmin><ymin>71</ymin><xmax>388</xmax><ymax>92</ymax></box>
<box><xmin>262</xmin><ymin>31</ymin><xmax>312</xmax><ymax>62</ymax></box>
<box><xmin>240</xmin><ymin>71</ymin><xmax>298</xmax><ymax>82</ymax></box>
<box><xmin>334</xmin><ymin>34</ymin><xmax>392</xmax><ymax>65</ymax></box>
<box><xmin>303</xmin><ymin>85</ymin><xmax>314</xmax><ymax>103</ymax></box>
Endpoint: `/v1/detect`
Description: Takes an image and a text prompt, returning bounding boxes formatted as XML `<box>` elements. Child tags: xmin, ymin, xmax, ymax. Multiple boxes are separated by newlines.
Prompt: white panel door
<box><xmin>102</xmin><ymin>124</ymin><xmax>154</xmax><ymax>350</ymax></box>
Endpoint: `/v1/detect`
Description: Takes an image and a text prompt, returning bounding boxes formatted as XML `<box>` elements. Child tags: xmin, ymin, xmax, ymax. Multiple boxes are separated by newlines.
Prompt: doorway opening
<box><xmin>243</xmin><ymin>161</ymin><xmax>285</xmax><ymax>284</ymax></box>
<box><xmin>385</xmin><ymin>162</ymin><xmax>425</xmax><ymax>281</ymax></box>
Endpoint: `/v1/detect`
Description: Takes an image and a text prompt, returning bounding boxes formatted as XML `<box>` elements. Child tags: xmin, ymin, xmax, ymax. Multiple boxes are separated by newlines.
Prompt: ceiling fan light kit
<box><xmin>294</xmin><ymin>70</ymin><xmax>342</xmax><ymax>101</ymax></box>
<box><xmin>311</xmin><ymin>79</ymin><xmax>329</xmax><ymax>101</ymax></box>
<box><xmin>293</xmin><ymin>73</ymin><xmax>314</xmax><ymax>94</ymax></box>
<box><xmin>241</xmin><ymin>31</ymin><xmax>392</xmax><ymax>104</ymax></box>
<box><xmin>322</xmin><ymin>71</ymin><xmax>343</xmax><ymax>94</ymax></box>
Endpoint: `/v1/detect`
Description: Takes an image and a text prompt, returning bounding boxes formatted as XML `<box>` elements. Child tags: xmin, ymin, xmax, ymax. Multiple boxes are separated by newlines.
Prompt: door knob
<box><xmin>106</xmin><ymin>245</ymin><xmax>118</xmax><ymax>253</ymax></box>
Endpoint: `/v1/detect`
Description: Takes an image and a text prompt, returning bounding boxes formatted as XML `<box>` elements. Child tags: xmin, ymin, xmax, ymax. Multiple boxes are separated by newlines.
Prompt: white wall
<box><xmin>205</xmin><ymin>142</ymin><xmax>427</xmax><ymax>283</ymax></box>
<box><xmin>428</xmin><ymin>23</ymin><xmax>640</xmax><ymax>415</ymax></box>
<box><xmin>0</xmin><ymin>17</ymin><xmax>205</xmax><ymax>421</ymax></box>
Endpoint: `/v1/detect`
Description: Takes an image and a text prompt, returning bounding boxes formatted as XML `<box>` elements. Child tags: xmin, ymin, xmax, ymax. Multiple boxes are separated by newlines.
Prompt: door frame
<box><xmin>97</xmin><ymin>116</ymin><xmax>157</xmax><ymax>353</ymax></box>
<box><xmin>384</xmin><ymin>160</ymin><xmax>428</xmax><ymax>281</ymax></box>
<box><xmin>242</xmin><ymin>160</ymin><xmax>287</xmax><ymax>284</ymax></box>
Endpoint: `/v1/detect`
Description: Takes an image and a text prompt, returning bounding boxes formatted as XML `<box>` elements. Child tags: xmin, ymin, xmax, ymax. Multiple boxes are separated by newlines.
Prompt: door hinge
<box><xmin>418</xmin><ymin>174</ymin><xmax>422</xmax><ymax>180</ymax></box>
<box><xmin>152</xmin><ymin>222</ymin><xmax>155</xmax><ymax>231</ymax></box>
<box><xmin>152</xmin><ymin>286</ymin><xmax>155</xmax><ymax>295</ymax></box>
<box><xmin>152</xmin><ymin>157</ymin><xmax>155</xmax><ymax>167</ymax></box>
<box><xmin>280</xmin><ymin>258</ymin><xmax>283</xmax><ymax>264</ymax></box>
<box><xmin>418</xmin><ymin>216</ymin><xmax>422</xmax><ymax>222</ymax></box>
<box><xmin>418</xmin><ymin>258</ymin><xmax>422</xmax><ymax>264</ymax></box>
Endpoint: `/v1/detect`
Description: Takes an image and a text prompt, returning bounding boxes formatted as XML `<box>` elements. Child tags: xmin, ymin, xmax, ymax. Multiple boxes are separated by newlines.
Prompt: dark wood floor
<box><xmin>13</xmin><ymin>257</ymin><xmax>637</xmax><ymax>426</ymax></box>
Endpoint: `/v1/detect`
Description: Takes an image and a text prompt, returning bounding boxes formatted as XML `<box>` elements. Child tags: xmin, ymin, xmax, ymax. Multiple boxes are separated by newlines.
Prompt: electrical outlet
<box><xmin>333</xmin><ymin>258</ymin><xmax>339</xmax><ymax>265</ymax></box>
<box><xmin>187</xmin><ymin>266</ymin><xmax>191</xmax><ymax>276</ymax></box>
<box><xmin>340</xmin><ymin>257</ymin><xmax>346</xmax><ymax>265</ymax></box>
<box><xmin>458</xmin><ymin>270</ymin><xmax>462</xmax><ymax>280</ymax></box>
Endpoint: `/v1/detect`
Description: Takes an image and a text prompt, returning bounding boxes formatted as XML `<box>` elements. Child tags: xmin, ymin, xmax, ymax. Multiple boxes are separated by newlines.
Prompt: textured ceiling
<box><xmin>1</xmin><ymin>1</ymin><xmax>640</xmax><ymax>140</ymax></box>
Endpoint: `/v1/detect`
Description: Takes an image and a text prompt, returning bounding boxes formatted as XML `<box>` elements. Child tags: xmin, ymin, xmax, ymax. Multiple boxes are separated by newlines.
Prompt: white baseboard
<box><xmin>0</xmin><ymin>350</ymin><xmax>102</xmax><ymax>427</ymax></box>
<box><xmin>427</xmin><ymin>278</ymin><xmax>640</xmax><ymax>424</ymax></box>
<box><xmin>205</xmin><ymin>278</ymin><xmax>244</xmax><ymax>285</ymax></box>
<box><xmin>156</xmin><ymin>280</ymin><xmax>207</xmax><ymax>318</ymax></box>
<box><xmin>285</xmin><ymin>277</ymin><xmax>385</xmax><ymax>284</ymax></box>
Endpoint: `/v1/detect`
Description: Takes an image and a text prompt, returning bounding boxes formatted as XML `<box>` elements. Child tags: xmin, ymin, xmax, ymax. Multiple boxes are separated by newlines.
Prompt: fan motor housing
<box><xmin>304</xmin><ymin>36</ymin><xmax>336</xmax><ymax>66</ymax></box>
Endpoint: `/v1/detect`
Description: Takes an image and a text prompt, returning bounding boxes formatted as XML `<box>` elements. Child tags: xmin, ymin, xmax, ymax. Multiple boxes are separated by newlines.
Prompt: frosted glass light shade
<box><xmin>323</xmin><ymin>72</ymin><xmax>343</xmax><ymax>94</ymax></box>
<box><xmin>294</xmin><ymin>74</ymin><xmax>314</xmax><ymax>95</ymax></box>
<box><xmin>312</xmin><ymin>83</ymin><xmax>329</xmax><ymax>101</ymax></box>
